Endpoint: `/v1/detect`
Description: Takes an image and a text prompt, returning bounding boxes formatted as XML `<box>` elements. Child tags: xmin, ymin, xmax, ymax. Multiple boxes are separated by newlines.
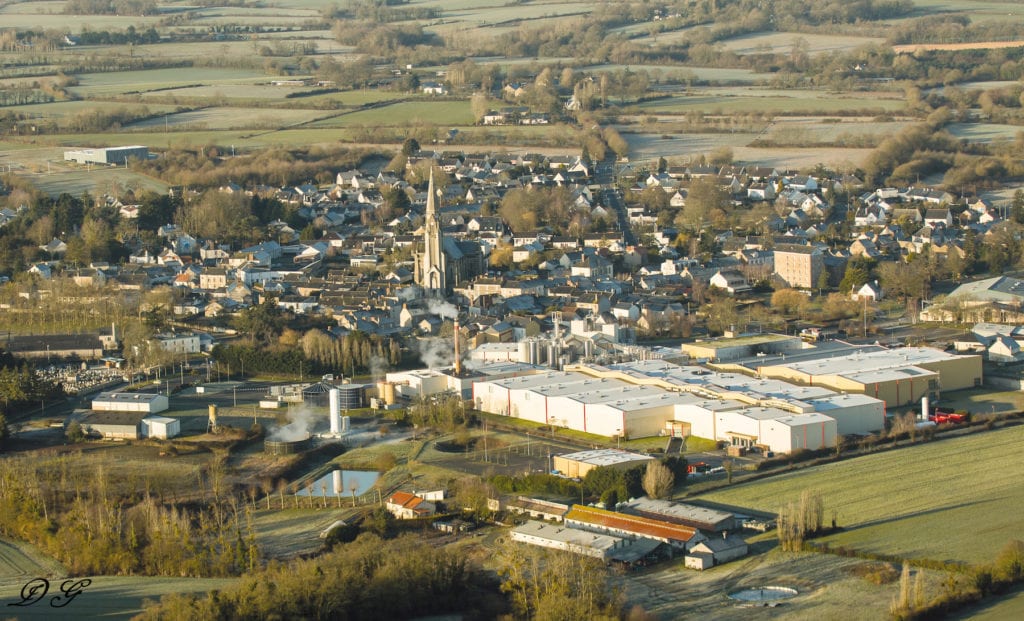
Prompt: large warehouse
<box><xmin>64</xmin><ymin>145</ymin><xmax>149</xmax><ymax>165</ymax></box>
<box><xmin>473</xmin><ymin>359</ymin><xmax>889</xmax><ymax>454</ymax></box>
<box><xmin>92</xmin><ymin>391</ymin><xmax>169</xmax><ymax>413</ymax></box>
<box><xmin>553</xmin><ymin>449</ymin><xmax>655</xmax><ymax>478</ymax></box>
<box><xmin>756</xmin><ymin>347</ymin><xmax>982</xmax><ymax>407</ymax></box>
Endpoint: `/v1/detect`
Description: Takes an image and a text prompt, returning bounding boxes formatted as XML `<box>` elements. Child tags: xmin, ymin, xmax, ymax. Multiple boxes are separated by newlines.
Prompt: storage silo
<box><xmin>329</xmin><ymin>388</ymin><xmax>341</xmax><ymax>434</ymax></box>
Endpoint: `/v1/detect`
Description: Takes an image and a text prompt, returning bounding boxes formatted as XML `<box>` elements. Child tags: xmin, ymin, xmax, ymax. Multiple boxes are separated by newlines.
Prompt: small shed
<box><xmin>142</xmin><ymin>416</ymin><xmax>180</xmax><ymax>439</ymax></box>
<box><xmin>76</xmin><ymin>411</ymin><xmax>145</xmax><ymax>439</ymax></box>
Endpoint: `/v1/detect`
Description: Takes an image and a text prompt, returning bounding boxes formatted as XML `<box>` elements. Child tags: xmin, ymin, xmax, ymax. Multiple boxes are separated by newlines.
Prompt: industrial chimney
<box><xmin>453</xmin><ymin>318</ymin><xmax>463</xmax><ymax>376</ymax></box>
<box><xmin>329</xmin><ymin>388</ymin><xmax>341</xmax><ymax>434</ymax></box>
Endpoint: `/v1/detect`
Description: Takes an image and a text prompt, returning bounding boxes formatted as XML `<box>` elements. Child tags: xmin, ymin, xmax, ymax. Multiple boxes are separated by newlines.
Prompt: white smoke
<box><xmin>369</xmin><ymin>355</ymin><xmax>388</xmax><ymax>382</ymax></box>
<box><xmin>416</xmin><ymin>337</ymin><xmax>453</xmax><ymax>369</ymax></box>
<box><xmin>425</xmin><ymin>298</ymin><xmax>458</xmax><ymax>319</ymax></box>
<box><xmin>269</xmin><ymin>404</ymin><xmax>317</xmax><ymax>441</ymax></box>
<box><xmin>396</xmin><ymin>286</ymin><xmax>418</xmax><ymax>302</ymax></box>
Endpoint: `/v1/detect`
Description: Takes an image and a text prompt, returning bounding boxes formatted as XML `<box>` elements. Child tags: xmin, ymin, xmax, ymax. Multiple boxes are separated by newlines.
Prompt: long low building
<box><xmin>92</xmin><ymin>391</ymin><xmax>169</xmax><ymax>413</ymax></box>
<box><xmin>553</xmin><ymin>449</ymin><xmax>655</xmax><ymax>478</ymax></box>
<box><xmin>510</xmin><ymin>520</ymin><xmax>659</xmax><ymax>562</ymax></box>
<box><xmin>64</xmin><ymin>145</ymin><xmax>149</xmax><ymax>165</ymax></box>
<box><xmin>565</xmin><ymin>505</ymin><xmax>705</xmax><ymax>552</ymax></box>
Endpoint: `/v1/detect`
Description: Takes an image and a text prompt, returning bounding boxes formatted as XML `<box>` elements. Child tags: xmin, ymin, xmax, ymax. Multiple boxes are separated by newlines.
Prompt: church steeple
<box><xmin>417</xmin><ymin>169</ymin><xmax>447</xmax><ymax>294</ymax></box>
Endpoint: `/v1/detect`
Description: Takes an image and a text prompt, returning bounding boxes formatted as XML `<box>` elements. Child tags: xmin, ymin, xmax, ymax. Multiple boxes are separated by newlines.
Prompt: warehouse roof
<box><xmin>511</xmin><ymin>520</ymin><xmax>623</xmax><ymax>553</ymax></box>
<box><xmin>769</xmin><ymin>347</ymin><xmax>968</xmax><ymax>377</ymax></box>
<box><xmin>808</xmin><ymin>393</ymin><xmax>884</xmax><ymax>411</ymax></box>
<box><xmin>557</xmin><ymin>448</ymin><xmax>655</xmax><ymax>468</ymax></box>
<box><xmin>93</xmin><ymin>391</ymin><xmax>165</xmax><ymax>404</ymax></box>
<box><xmin>729</xmin><ymin>406</ymin><xmax>796</xmax><ymax>421</ymax></box>
<box><xmin>769</xmin><ymin>413</ymin><xmax>835</xmax><ymax>427</ymax></box>
<box><xmin>623</xmin><ymin>498</ymin><xmax>733</xmax><ymax>529</ymax></box>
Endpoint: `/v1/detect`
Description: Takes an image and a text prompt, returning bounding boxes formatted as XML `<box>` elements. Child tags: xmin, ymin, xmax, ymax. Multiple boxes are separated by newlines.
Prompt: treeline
<box><xmin>325</xmin><ymin>0</ymin><xmax>440</xmax><ymax>23</ymax></box>
<box><xmin>214</xmin><ymin>330</ymin><xmax>401</xmax><ymax>379</ymax></box>
<box><xmin>137</xmin><ymin>144</ymin><xmax>380</xmax><ymax>188</ymax></box>
<box><xmin>64</xmin><ymin>0</ymin><xmax>158</xmax><ymax>16</ymax></box>
<box><xmin>136</xmin><ymin>533</ymin><xmax>497</xmax><ymax>620</ymax></box>
<box><xmin>75</xmin><ymin>26</ymin><xmax>161</xmax><ymax>46</ymax></box>
<box><xmin>490</xmin><ymin>457</ymin><xmax>687</xmax><ymax>504</ymax></box>
<box><xmin>0</xmin><ymin>453</ymin><xmax>257</xmax><ymax>576</ymax></box>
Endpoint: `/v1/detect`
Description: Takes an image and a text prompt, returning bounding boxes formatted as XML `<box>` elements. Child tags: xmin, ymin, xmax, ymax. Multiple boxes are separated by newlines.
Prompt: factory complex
<box><xmin>469</xmin><ymin>340</ymin><xmax>980</xmax><ymax>454</ymax></box>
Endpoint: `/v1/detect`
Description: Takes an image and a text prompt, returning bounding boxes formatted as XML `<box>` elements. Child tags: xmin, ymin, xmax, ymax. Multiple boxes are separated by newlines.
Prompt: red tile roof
<box><xmin>565</xmin><ymin>505</ymin><xmax>698</xmax><ymax>543</ymax></box>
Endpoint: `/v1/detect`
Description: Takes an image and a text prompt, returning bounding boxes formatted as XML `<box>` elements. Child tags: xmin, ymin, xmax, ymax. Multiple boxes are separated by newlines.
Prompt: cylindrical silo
<box><xmin>333</xmin><ymin>470</ymin><xmax>343</xmax><ymax>495</ymax></box>
<box><xmin>329</xmin><ymin>388</ymin><xmax>341</xmax><ymax>434</ymax></box>
<box><xmin>518</xmin><ymin>340</ymin><xmax>530</xmax><ymax>363</ymax></box>
<box><xmin>342</xmin><ymin>416</ymin><xmax>351</xmax><ymax>432</ymax></box>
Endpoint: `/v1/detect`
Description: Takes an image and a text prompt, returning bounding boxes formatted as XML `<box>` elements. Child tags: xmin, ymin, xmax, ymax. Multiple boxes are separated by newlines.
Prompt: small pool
<box><xmin>296</xmin><ymin>470</ymin><xmax>379</xmax><ymax>497</ymax></box>
<box><xmin>728</xmin><ymin>586</ymin><xmax>798</xmax><ymax>602</ymax></box>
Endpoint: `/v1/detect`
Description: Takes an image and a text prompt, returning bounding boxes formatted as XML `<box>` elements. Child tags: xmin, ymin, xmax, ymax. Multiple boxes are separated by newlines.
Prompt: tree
<box><xmin>641</xmin><ymin>461</ymin><xmax>674</xmax><ymax>499</ymax></box>
<box><xmin>233</xmin><ymin>299</ymin><xmax>285</xmax><ymax>346</ymax></box>
<box><xmin>675</xmin><ymin>177</ymin><xmax>730</xmax><ymax>232</ymax></box>
<box><xmin>771</xmin><ymin>288</ymin><xmax>809</xmax><ymax>315</ymax></box>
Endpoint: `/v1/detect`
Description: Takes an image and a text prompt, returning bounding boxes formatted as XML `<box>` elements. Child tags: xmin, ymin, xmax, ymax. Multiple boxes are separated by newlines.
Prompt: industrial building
<box><xmin>75</xmin><ymin>411</ymin><xmax>145</xmax><ymax>439</ymax></box>
<box><xmin>685</xmin><ymin>535</ymin><xmax>750</xmax><ymax>570</ymax></box>
<box><xmin>510</xmin><ymin>520</ymin><xmax>659</xmax><ymax>562</ymax></box>
<box><xmin>473</xmin><ymin>360</ymin><xmax>883</xmax><ymax>453</ymax></box>
<box><xmin>621</xmin><ymin>499</ymin><xmax>735</xmax><ymax>533</ymax></box>
<box><xmin>552</xmin><ymin>449</ymin><xmax>655</xmax><ymax>479</ymax></box>
<box><xmin>141</xmin><ymin>416</ymin><xmax>180</xmax><ymax>439</ymax></box>
<box><xmin>92</xmin><ymin>391</ymin><xmax>169</xmax><ymax>413</ymax></box>
<box><xmin>681</xmin><ymin>333</ymin><xmax>806</xmax><ymax>362</ymax></box>
<box><xmin>757</xmin><ymin>347</ymin><xmax>982</xmax><ymax>407</ymax></box>
<box><xmin>565</xmin><ymin>505</ymin><xmax>706</xmax><ymax>552</ymax></box>
<box><xmin>64</xmin><ymin>145</ymin><xmax>149</xmax><ymax>165</ymax></box>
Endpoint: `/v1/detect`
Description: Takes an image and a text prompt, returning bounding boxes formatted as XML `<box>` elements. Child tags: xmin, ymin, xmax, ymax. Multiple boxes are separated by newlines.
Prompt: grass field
<box><xmin>947</xmin><ymin>123</ymin><xmax>1024</xmax><ymax>143</ymax></box>
<box><xmin>951</xmin><ymin>588</ymin><xmax>1024</xmax><ymax>620</ymax></box>
<box><xmin>0</xmin><ymin>537</ymin><xmax>65</xmax><ymax>586</ymax></box>
<box><xmin>310</xmin><ymin>100</ymin><xmax>474</xmax><ymax>127</ymax></box>
<box><xmin>698</xmin><ymin>424</ymin><xmax>1024</xmax><ymax>564</ymax></box>
<box><xmin>124</xmin><ymin>107</ymin><xmax>331</xmax><ymax>131</ymax></box>
<box><xmin>718</xmin><ymin>32</ymin><xmax>886</xmax><ymax>55</ymax></box>
<box><xmin>938</xmin><ymin>388</ymin><xmax>1024</xmax><ymax>414</ymax></box>
<box><xmin>69</xmin><ymin>68</ymin><xmax>266</xmax><ymax>97</ymax></box>
<box><xmin>636</xmin><ymin>93</ymin><xmax>907</xmax><ymax>115</ymax></box>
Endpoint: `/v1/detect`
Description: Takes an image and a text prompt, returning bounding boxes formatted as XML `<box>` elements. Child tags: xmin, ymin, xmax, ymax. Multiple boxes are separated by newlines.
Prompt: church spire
<box><xmin>425</xmin><ymin>168</ymin><xmax>437</xmax><ymax>219</ymax></box>
<box><xmin>418</xmin><ymin>167</ymin><xmax>447</xmax><ymax>294</ymax></box>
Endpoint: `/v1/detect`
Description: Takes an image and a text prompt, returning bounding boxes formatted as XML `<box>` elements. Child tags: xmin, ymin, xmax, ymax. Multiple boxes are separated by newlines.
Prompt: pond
<box><xmin>295</xmin><ymin>470</ymin><xmax>379</xmax><ymax>498</ymax></box>
<box><xmin>728</xmin><ymin>586</ymin><xmax>798</xmax><ymax>602</ymax></box>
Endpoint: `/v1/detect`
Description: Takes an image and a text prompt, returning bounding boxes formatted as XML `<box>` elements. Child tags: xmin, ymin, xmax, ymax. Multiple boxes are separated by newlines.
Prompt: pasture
<box><xmin>697</xmin><ymin>424</ymin><xmax>1024</xmax><ymax>564</ymax></box>
<box><xmin>69</xmin><ymin>68</ymin><xmax>266</xmax><ymax>98</ymax></box>
<box><xmin>124</xmin><ymin>107</ymin><xmax>331</xmax><ymax>131</ymax></box>
<box><xmin>635</xmin><ymin>92</ymin><xmax>907</xmax><ymax>115</ymax></box>
<box><xmin>946</xmin><ymin>123</ymin><xmax>1023</xmax><ymax>143</ymax></box>
<box><xmin>718</xmin><ymin>32</ymin><xmax>886</xmax><ymax>56</ymax></box>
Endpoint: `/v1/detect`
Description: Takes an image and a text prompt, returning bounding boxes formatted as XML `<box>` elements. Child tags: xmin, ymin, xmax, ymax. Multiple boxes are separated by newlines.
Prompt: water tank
<box><xmin>378</xmin><ymin>381</ymin><xmax>397</xmax><ymax>405</ymax></box>
<box><xmin>547</xmin><ymin>343</ymin><xmax>557</xmax><ymax>368</ymax></box>
<box><xmin>584</xmin><ymin>338</ymin><xmax>594</xmax><ymax>359</ymax></box>
<box><xmin>337</xmin><ymin>384</ymin><xmax>364</xmax><ymax>409</ymax></box>
<box><xmin>528</xmin><ymin>339</ymin><xmax>540</xmax><ymax>365</ymax></box>
<box><xmin>342</xmin><ymin>416</ymin><xmax>351</xmax><ymax>432</ymax></box>
<box><xmin>332</xmin><ymin>470</ymin><xmax>343</xmax><ymax>495</ymax></box>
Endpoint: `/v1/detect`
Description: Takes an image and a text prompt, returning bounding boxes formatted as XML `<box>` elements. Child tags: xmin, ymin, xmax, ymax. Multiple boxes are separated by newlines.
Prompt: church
<box><xmin>414</xmin><ymin>170</ymin><xmax>485</xmax><ymax>296</ymax></box>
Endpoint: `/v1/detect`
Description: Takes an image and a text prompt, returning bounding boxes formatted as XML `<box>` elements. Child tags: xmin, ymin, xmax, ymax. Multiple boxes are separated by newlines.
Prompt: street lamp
<box><xmin>615</xmin><ymin>428</ymin><xmax>621</xmax><ymax>449</ymax></box>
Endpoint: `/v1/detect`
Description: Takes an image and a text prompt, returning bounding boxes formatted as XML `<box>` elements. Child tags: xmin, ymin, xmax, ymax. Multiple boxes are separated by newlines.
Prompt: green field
<box><xmin>69</xmin><ymin>68</ymin><xmax>267</xmax><ymax>97</ymax></box>
<box><xmin>310</xmin><ymin>100</ymin><xmax>474</xmax><ymax>127</ymax></box>
<box><xmin>951</xmin><ymin>588</ymin><xmax>1024</xmax><ymax>621</ymax></box>
<box><xmin>717</xmin><ymin>32</ymin><xmax>886</xmax><ymax>55</ymax></box>
<box><xmin>697</xmin><ymin>425</ymin><xmax>1024</xmax><ymax>564</ymax></box>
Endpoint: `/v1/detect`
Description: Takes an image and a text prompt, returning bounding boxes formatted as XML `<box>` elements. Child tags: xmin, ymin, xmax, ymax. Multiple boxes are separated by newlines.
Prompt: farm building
<box><xmin>621</xmin><ymin>498</ymin><xmax>735</xmax><ymax>533</ymax></box>
<box><xmin>565</xmin><ymin>505</ymin><xmax>706</xmax><ymax>553</ymax></box>
<box><xmin>64</xmin><ymin>145</ymin><xmax>149</xmax><ymax>165</ymax></box>
<box><xmin>757</xmin><ymin>347</ymin><xmax>982</xmax><ymax>407</ymax></box>
<box><xmin>505</xmin><ymin>497</ymin><xmax>570</xmax><ymax>522</ymax></box>
<box><xmin>758</xmin><ymin>413</ymin><xmax>837</xmax><ymax>453</ymax></box>
<box><xmin>75</xmin><ymin>411</ymin><xmax>145</xmax><ymax>439</ymax></box>
<box><xmin>92</xmin><ymin>391</ymin><xmax>169</xmax><ymax>413</ymax></box>
<box><xmin>553</xmin><ymin>449</ymin><xmax>655</xmax><ymax>479</ymax></box>
<box><xmin>141</xmin><ymin>416</ymin><xmax>180</xmax><ymax>439</ymax></box>
<box><xmin>510</xmin><ymin>520</ymin><xmax>659</xmax><ymax>562</ymax></box>
<box><xmin>684</xmin><ymin>535</ymin><xmax>750</xmax><ymax>570</ymax></box>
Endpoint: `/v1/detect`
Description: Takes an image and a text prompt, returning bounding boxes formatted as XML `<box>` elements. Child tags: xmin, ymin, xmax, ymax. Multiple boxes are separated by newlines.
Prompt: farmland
<box><xmin>697</xmin><ymin>424</ymin><xmax>1024</xmax><ymax>564</ymax></box>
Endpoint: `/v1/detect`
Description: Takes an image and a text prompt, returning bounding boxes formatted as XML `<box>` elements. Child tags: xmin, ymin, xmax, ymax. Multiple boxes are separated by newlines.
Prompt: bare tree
<box><xmin>641</xmin><ymin>461</ymin><xmax>674</xmax><ymax>499</ymax></box>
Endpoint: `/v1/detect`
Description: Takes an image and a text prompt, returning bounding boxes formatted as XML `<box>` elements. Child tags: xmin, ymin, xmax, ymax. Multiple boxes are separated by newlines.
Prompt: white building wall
<box><xmin>672</xmin><ymin>405</ymin><xmax>719</xmax><ymax>440</ymax></box>
<box><xmin>545</xmin><ymin>395</ymin><xmax>586</xmax><ymax>430</ymax></box>
<box><xmin>759</xmin><ymin>417</ymin><xmax>837</xmax><ymax>453</ymax></box>
<box><xmin>715</xmin><ymin>411</ymin><xmax>761</xmax><ymax>442</ymax></box>
<box><xmin>822</xmin><ymin>401</ymin><xmax>885</xmax><ymax>435</ymax></box>
<box><xmin>508</xmin><ymin>388</ymin><xmax>549</xmax><ymax>424</ymax></box>
<box><xmin>474</xmin><ymin>381</ymin><xmax>511</xmax><ymax>415</ymax></box>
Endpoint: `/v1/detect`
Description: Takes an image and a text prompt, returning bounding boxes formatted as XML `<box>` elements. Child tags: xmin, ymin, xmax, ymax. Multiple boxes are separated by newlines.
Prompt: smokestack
<box><xmin>454</xmin><ymin>318</ymin><xmax>463</xmax><ymax>376</ymax></box>
<box><xmin>921</xmin><ymin>395</ymin><xmax>930</xmax><ymax>422</ymax></box>
<box><xmin>329</xmin><ymin>388</ymin><xmax>341</xmax><ymax>433</ymax></box>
